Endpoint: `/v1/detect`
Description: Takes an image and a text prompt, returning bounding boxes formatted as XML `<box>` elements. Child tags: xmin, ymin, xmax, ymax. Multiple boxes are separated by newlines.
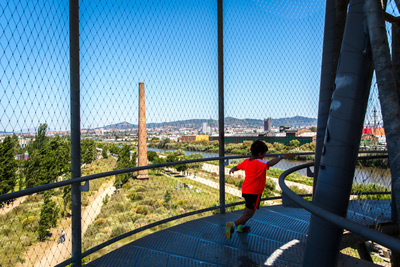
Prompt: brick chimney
<box><xmin>137</xmin><ymin>82</ymin><xmax>149</xmax><ymax>179</ymax></box>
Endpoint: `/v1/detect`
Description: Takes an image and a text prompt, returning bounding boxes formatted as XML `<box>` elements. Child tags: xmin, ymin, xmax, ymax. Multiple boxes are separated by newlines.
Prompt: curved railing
<box><xmin>0</xmin><ymin>151</ymin><xmax>390</xmax><ymax>266</ymax></box>
<box><xmin>278</xmin><ymin>158</ymin><xmax>400</xmax><ymax>255</ymax></box>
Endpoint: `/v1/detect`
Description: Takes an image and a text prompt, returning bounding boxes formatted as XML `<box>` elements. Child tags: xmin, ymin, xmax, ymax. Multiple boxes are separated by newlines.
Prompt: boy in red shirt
<box><xmin>225</xmin><ymin>140</ymin><xmax>294</xmax><ymax>240</ymax></box>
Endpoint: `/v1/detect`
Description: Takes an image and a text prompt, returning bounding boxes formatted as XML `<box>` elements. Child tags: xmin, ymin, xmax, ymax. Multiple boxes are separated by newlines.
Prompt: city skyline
<box><xmin>2</xmin><ymin>0</ymin><xmax>392</xmax><ymax>134</ymax></box>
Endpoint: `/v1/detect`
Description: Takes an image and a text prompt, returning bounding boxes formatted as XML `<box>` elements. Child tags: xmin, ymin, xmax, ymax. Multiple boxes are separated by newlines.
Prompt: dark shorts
<box><xmin>243</xmin><ymin>193</ymin><xmax>262</xmax><ymax>210</ymax></box>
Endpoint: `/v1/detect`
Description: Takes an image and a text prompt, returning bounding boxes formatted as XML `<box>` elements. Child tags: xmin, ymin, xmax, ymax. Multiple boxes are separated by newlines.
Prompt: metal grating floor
<box><xmin>86</xmin><ymin>200</ymin><xmax>391</xmax><ymax>267</ymax></box>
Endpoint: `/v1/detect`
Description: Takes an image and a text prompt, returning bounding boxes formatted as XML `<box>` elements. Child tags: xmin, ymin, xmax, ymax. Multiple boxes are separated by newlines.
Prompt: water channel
<box><xmin>147</xmin><ymin>148</ymin><xmax>391</xmax><ymax>189</ymax></box>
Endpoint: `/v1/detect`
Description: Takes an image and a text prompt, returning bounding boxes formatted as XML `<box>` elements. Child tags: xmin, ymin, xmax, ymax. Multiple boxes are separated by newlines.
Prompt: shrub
<box><xmin>136</xmin><ymin>205</ymin><xmax>149</xmax><ymax>215</ymax></box>
<box><xmin>19</xmin><ymin>235</ymin><xmax>32</xmax><ymax>247</ymax></box>
<box><xmin>110</xmin><ymin>225</ymin><xmax>125</xmax><ymax>239</ymax></box>
<box><xmin>164</xmin><ymin>190</ymin><xmax>172</xmax><ymax>203</ymax></box>
<box><xmin>135</xmin><ymin>187</ymin><xmax>147</xmax><ymax>193</ymax></box>
<box><xmin>102</xmin><ymin>194</ymin><xmax>109</xmax><ymax>206</ymax></box>
<box><xmin>265</xmin><ymin>178</ymin><xmax>276</xmax><ymax>192</ymax></box>
<box><xmin>352</xmin><ymin>183</ymin><xmax>390</xmax><ymax>200</ymax></box>
<box><xmin>122</xmin><ymin>183</ymin><xmax>132</xmax><ymax>190</ymax></box>
<box><xmin>110</xmin><ymin>202</ymin><xmax>125</xmax><ymax>213</ymax></box>
<box><xmin>177</xmin><ymin>199</ymin><xmax>188</xmax><ymax>206</ymax></box>
<box><xmin>94</xmin><ymin>218</ymin><xmax>107</xmax><ymax>226</ymax></box>
<box><xmin>128</xmin><ymin>192</ymin><xmax>138</xmax><ymax>201</ymax></box>
<box><xmin>22</xmin><ymin>216</ymin><xmax>39</xmax><ymax>231</ymax></box>
<box><xmin>17</xmin><ymin>256</ymin><xmax>25</xmax><ymax>263</ymax></box>
<box><xmin>289</xmin><ymin>186</ymin><xmax>310</xmax><ymax>199</ymax></box>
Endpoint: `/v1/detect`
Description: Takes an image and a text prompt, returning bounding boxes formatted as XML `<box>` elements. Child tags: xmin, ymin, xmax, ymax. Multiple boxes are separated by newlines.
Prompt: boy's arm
<box><xmin>229</xmin><ymin>166</ymin><xmax>239</xmax><ymax>174</ymax></box>
<box><xmin>267</xmin><ymin>154</ymin><xmax>295</xmax><ymax>167</ymax></box>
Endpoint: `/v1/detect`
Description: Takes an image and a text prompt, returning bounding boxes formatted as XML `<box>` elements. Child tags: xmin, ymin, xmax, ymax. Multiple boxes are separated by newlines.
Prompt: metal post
<box><xmin>365</xmin><ymin>0</ymin><xmax>400</xmax><ymax>228</ymax></box>
<box><xmin>70</xmin><ymin>0</ymin><xmax>82</xmax><ymax>266</ymax></box>
<box><xmin>314</xmin><ymin>0</ymin><xmax>347</xmax><ymax>196</ymax></box>
<box><xmin>217</xmin><ymin>0</ymin><xmax>225</xmax><ymax>214</ymax></box>
<box><xmin>304</xmin><ymin>0</ymin><xmax>374</xmax><ymax>265</ymax></box>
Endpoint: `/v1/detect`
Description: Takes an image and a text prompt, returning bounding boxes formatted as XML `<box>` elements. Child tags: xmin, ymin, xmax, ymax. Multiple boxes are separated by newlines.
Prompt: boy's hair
<box><xmin>250</xmin><ymin>140</ymin><xmax>268</xmax><ymax>156</ymax></box>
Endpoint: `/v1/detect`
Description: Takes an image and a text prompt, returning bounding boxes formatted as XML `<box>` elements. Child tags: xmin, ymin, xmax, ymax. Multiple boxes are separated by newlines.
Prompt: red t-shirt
<box><xmin>237</xmin><ymin>158</ymin><xmax>269</xmax><ymax>194</ymax></box>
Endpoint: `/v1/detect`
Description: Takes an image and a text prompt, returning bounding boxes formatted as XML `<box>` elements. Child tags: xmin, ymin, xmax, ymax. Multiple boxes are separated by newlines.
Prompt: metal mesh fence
<box><xmin>1</xmin><ymin>0</ymin><xmax>399</xmax><ymax>266</ymax></box>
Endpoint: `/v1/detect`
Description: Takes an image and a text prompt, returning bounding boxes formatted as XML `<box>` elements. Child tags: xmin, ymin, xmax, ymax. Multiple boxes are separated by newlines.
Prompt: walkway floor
<box><xmin>86</xmin><ymin>200</ymin><xmax>391</xmax><ymax>267</ymax></box>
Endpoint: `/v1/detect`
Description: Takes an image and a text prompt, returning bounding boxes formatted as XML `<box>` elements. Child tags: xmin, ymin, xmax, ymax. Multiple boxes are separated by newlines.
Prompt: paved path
<box><xmin>34</xmin><ymin>183</ymin><xmax>116</xmax><ymax>267</ymax></box>
<box><xmin>0</xmin><ymin>195</ymin><xmax>27</xmax><ymax>216</ymax></box>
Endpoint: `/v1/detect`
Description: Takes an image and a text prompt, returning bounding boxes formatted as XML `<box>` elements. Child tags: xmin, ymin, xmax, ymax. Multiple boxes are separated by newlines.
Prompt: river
<box><xmin>147</xmin><ymin>147</ymin><xmax>391</xmax><ymax>189</ymax></box>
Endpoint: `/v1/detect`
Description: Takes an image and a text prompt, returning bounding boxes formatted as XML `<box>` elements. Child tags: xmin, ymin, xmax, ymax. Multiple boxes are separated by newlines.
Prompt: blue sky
<box><xmin>2</xmin><ymin>0</ymin><xmax>394</xmax><ymax>133</ymax></box>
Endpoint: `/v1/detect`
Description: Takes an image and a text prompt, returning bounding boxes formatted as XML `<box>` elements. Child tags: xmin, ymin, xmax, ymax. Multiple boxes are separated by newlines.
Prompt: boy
<box><xmin>225</xmin><ymin>140</ymin><xmax>294</xmax><ymax>240</ymax></box>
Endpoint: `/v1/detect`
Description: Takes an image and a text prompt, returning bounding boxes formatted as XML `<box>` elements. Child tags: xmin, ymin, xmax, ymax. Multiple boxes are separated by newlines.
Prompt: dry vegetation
<box><xmin>82</xmin><ymin>170</ymin><xmax>242</xmax><ymax>262</ymax></box>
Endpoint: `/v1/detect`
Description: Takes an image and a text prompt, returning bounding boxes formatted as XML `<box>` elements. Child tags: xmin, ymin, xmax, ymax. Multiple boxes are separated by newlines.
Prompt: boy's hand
<box><xmin>229</xmin><ymin>166</ymin><xmax>238</xmax><ymax>174</ymax></box>
<box><xmin>282</xmin><ymin>154</ymin><xmax>295</xmax><ymax>159</ymax></box>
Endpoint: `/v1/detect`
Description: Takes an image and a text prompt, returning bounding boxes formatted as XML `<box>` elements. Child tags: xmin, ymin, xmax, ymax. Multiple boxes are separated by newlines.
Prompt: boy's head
<box><xmin>250</xmin><ymin>140</ymin><xmax>268</xmax><ymax>157</ymax></box>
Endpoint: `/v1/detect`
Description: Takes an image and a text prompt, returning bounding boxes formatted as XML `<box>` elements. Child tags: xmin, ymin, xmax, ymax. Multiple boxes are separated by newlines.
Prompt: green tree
<box><xmin>310</xmin><ymin>126</ymin><xmax>317</xmax><ymax>132</ymax></box>
<box><xmin>81</xmin><ymin>138</ymin><xmax>96</xmax><ymax>164</ymax></box>
<box><xmin>114</xmin><ymin>144</ymin><xmax>137</xmax><ymax>186</ymax></box>
<box><xmin>158</xmin><ymin>138</ymin><xmax>170</xmax><ymax>148</ymax></box>
<box><xmin>273</xmin><ymin>142</ymin><xmax>285</xmax><ymax>151</ymax></box>
<box><xmin>147</xmin><ymin>151</ymin><xmax>158</xmax><ymax>162</ymax></box>
<box><xmin>152</xmin><ymin>156</ymin><xmax>165</xmax><ymax>174</ymax></box>
<box><xmin>24</xmin><ymin>124</ymin><xmax>70</xmax><ymax>188</ymax></box>
<box><xmin>165</xmin><ymin>154</ymin><xmax>177</xmax><ymax>163</ymax></box>
<box><xmin>62</xmin><ymin>183</ymin><xmax>71</xmax><ymax>217</ymax></box>
<box><xmin>38</xmin><ymin>191</ymin><xmax>59</xmax><ymax>241</ymax></box>
<box><xmin>108</xmin><ymin>143</ymin><xmax>120</xmax><ymax>155</ymax></box>
<box><xmin>289</xmin><ymin>140</ymin><xmax>300</xmax><ymax>147</ymax></box>
<box><xmin>187</xmin><ymin>153</ymin><xmax>204</xmax><ymax>169</ymax></box>
<box><xmin>176</xmin><ymin>163</ymin><xmax>188</xmax><ymax>173</ymax></box>
<box><xmin>102</xmin><ymin>148</ymin><xmax>108</xmax><ymax>159</ymax></box>
<box><xmin>0</xmin><ymin>136</ymin><xmax>17</xmax><ymax>194</ymax></box>
<box><xmin>32</xmin><ymin>124</ymin><xmax>49</xmax><ymax>152</ymax></box>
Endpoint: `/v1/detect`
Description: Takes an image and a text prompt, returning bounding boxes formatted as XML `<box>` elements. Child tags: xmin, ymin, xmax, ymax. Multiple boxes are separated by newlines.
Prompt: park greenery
<box><xmin>149</xmin><ymin>138</ymin><xmax>316</xmax><ymax>156</ymax></box>
<box><xmin>0</xmin><ymin>126</ymin><xmax>392</xmax><ymax>265</ymax></box>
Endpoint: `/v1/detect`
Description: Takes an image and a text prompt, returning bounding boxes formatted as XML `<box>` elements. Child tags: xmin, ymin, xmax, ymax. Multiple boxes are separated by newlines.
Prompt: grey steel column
<box><xmin>314</xmin><ymin>0</ymin><xmax>347</xmax><ymax>195</ymax></box>
<box><xmin>393</xmin><ymin>16</ymin><xmax>400</xmax><ymax>225</ymax></box>
<box><xmin>70</xmin><ymin>0</ymin><xmax>82</xmax><ymax>266</ymax></box>
<box><xmin>304</xmin><ymin>0</ymin><xmax>374</xmax><ymax>265</ymax></box>
<box><xmin>218</xmin><ymin>0</ymin><xmax>225</xmax><ymax>214</ymax></box>
<box><xmin>365</xmin><ymin>0</ymin><xmax>400</xmax><ymax>225</ymax></box>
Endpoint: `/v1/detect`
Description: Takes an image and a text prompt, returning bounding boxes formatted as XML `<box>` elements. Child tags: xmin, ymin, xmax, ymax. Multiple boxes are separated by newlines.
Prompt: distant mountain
<box><xmin>100</xmin><ymin>121</ymin><xmax>136</xmax><ymax>130</ymax></box>
<box><xmin>97</xmin><ymin>116</ymin><xmax>317</xmax><ymax>130</ymax></box>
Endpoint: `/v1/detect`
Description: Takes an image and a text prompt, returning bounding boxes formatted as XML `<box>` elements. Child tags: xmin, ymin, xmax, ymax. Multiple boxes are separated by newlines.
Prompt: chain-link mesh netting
<box><xmin>1</xmin><ymin>0</ymin><xmax>399</xmax><ymax>265</ymax></box>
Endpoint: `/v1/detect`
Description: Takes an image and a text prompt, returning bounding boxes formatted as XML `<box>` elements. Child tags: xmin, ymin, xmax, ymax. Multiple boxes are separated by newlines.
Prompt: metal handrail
<box><xmin>0</xmin><ymin>151</ymin><xmax>391</xmax><ymax>266</ymax></box>
<box><xmin>278</xmin><ymin>161</ymin><xmax>400</xmax><ymax>254</ymax></box>
<box><xmin>0</xmin><ymin>152</ymin><xmax>318</xmax><ymax>202</ymax></box>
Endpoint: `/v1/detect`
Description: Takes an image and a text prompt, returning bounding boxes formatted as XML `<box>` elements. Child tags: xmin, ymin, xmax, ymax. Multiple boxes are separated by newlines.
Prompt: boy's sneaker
<box><xmin>224</xmin><ymin>222</ymin><xmax>235</xmax><ymax>240</ymax></box>
<box><xmin>237</xmin><ymin>225</ymin><xmax>251</xmax><ymax>233</ymax></box>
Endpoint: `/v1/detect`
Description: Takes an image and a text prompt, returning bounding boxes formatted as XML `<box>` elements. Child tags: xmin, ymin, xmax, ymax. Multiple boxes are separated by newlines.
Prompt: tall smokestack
<box><xmin>137</xmin><ymin>82</ymin><xmax>149</xmax><ymax>179</ymax></box>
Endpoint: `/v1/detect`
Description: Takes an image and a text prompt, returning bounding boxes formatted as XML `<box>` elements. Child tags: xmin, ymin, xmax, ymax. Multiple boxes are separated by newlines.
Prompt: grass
<box><xmin>341</xmin><ymin>247</ymin><xmax>386</xmax><ymax>263</ymax></box>
<box><xmin>0</xmin><ymin>157</ymin><xmax>117</xmax><ymax>267</ymax></box>
<box><xmin>82</xmin><ymin>171</ymin><xmax>242</xmax><ymax>262</ymax></box>
<box><xmin>267</xmin><ymin>168</ymin><xmax>314</xmax><ymax>186</ymax></box>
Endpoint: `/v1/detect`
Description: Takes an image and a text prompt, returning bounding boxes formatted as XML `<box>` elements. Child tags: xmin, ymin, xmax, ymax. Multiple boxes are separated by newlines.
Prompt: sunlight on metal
<box><xmin>264</xmin><ymin>239</ymin><xmax>300</xmax><ymax>266</ymax></box>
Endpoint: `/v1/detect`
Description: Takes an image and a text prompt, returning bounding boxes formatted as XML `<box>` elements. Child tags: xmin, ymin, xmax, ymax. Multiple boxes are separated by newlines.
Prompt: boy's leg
<box><xmin>235</xmin><ymin>193</ymin><xmax>261</xmax><ymax>231</ymax></box>
<box><xmin>234</xmin><ymin>207</ymin><xmax>255</xmax><ymax>226</ymax></box>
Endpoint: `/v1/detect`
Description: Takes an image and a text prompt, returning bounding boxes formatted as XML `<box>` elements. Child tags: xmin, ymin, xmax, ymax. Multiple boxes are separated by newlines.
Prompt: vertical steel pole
<box><xmin>314</xmin><ymin>0</ymin><xmax>347</xmax><ymax>196</ymax></box>
<box><xmin>70</xmin><ymin>0</ymin><xmax>82</xmax><ymax>266</ymax></box>
<box><xmin>304</xmin><ymin>0</ymin><xmax>374</xmax><ymax>265</ymax></box>
<box><xmin>217</xmin><ymin>0</ymin><xmax>225</xmax><ymax>214</ymax></box>
<box><xmin>392</xmin><ymin>18</ymin><xmax>400</xmax><ymax>266</ymax></box>
<box><xmin>365</xmin><ymin>0</ymin><xmax>400</xmax><ymax>227</ymax></box>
